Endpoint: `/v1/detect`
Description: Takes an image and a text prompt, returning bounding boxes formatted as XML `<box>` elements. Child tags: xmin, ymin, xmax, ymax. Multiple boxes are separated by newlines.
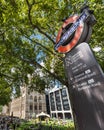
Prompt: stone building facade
<box><xmin>2</xmin><ymin>87</ymin><xmax>47</xmax><ymax>119</ymax></box>
<box><xmin>2</xmin><ymin>86</ymin><xmax>73</xmax><ymax>120</ymax></box>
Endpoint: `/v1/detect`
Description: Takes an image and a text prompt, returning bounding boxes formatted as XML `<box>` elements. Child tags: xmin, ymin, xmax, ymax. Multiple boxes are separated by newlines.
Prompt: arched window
<box><xmin>28</xmin><ymin>91</ymin><xmax>30</xmax><ymax>95</ymax></box>
<box><xmin>30</xmin><ymin>95</ymin><xmax>33</xmax><ymax>100</ymax></box>
<box><xmin>39</xmin><ymin>104</ymin><xmax>42</xmax><ymax>110</ymax></box>
<box><xmin>34</xmin><ymin>105</ymin><xmax>37</xmax><ymax>110</ymax></box>
<box><xmin>38</xmin><ymin>96</ymin><xmax>41</xmax><ymax>101</ymax></box>
<box><xmin>30</xmin><ymin>105</ymin><xmax>33</xmax><ymax>111</ymax></box>
<box><xmin>34</xmin><ymin>96</ymin><xmax>37</xmax><ymax>102</ymax></box>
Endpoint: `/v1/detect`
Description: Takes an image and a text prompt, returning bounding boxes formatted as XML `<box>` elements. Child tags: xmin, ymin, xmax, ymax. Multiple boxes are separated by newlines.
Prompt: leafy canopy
<box><xmin>0</xmin><ymin>0</ymin><xmax>104</xmax><ymax>105</ymax></box>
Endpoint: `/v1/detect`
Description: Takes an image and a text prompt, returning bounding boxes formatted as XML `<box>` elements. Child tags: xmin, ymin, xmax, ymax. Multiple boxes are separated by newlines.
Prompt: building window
<box><xmin>34</xmin><ymin>96</ymin><xmax>37</xmax><ymax>102</ymax></box>
<box><xmin>63</xmin><ymin>104</ymin><xmax>70</xmax><ymax>110</ymax></box>
<box><xmin>38</xmin><ymin>96</ymin><xmax>41</xmax><ymax>101</ymax></box>
<box><xmin>65</xmin><ymin>113</ymin><xmax>71</xmax><ymax>119</ymax></box>
<box><xmin>58</xmin><ymin>113</ymin><xmax>63</xmax><ymax>119</ymax></box>
<box><xmin>52</xmin><ymin>113</ymin><xmax>56</xmax><ymax>118</ymax></box>
<box><xmin>57</xmin><ymin>106</ymin><xmax>62</xmax><ymax>111</ymax></box>
<box><xmin>61</xmin><ymin>88</ymin><xmax>70</xmax><ymax>110</ymax></box>
<box><xmin>30</xmin><ymin>105</ymin><xmax>33</xmax><ymax>111</ymax></box>
<box><xmin>39</xmin><ymin>105</ymin><xmax>42</xmax><ymax>110</ymax></box>
<box><xmin>34</xmin><ymin>105</ymin><xmax>37</xmax><ymax>110</ymax></box>
<box><xmin>55</xmin><ymin>90</ymin><xmax>60</xmax><ymax>96</ymax></box>
<box><xmin>30</xmin><ymin>95</ymin><xmax>33</xmax><ymax>100</ymax></box>
<box><xmin>28</xmin><ymin>90</ymin><xmax>30</xmax><ymax>95</ymax></box>
<box><xmin>61</xmin><ymin>88</ymin><xmax>67</xmax><ymax>96</ymax></box>
<box><xmin>50</xmin><ymin>93</ymin><xmax>55</xmax><ymax>111</ymax></box>
<box><xmin>55</xmin><ymin>91</ymin><xmax>62</xmax><ymax>111</ymax></box>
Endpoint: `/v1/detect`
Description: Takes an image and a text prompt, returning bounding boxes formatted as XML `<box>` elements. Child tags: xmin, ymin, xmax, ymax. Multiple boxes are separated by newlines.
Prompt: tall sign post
<box><xmin>54</xmin><ymin>5</ymin><xmax>104</xmax><ymax>130</ymax></box>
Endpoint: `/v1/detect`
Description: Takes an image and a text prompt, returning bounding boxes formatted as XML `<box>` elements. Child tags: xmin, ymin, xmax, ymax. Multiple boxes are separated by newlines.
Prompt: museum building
<box><xmin>2</xmin><ymin>86</ymin><xmax>47</xmax><ymax>119</ymax></box>
<box><xmin>2</xmin><ymin>85</ymin><xmax>73</xmax><ymax>120</ymax></box>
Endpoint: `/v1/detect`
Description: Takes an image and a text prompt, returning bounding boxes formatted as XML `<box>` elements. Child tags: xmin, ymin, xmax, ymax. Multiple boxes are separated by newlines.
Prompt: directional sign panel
<box><xmin>64</xmin><ymin>42</ymin><xmax>104</xmax><ymax>130</ymax></box>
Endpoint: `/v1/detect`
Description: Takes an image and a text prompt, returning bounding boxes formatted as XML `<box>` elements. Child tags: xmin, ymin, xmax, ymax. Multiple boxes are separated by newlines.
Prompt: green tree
<box><xmin>0</xmin><ymin>0</ymin><xmax>104</xmax><ymax>105</ymax></box>
<box><xmin>0</xmin><ymin>105</ymin><xmax>3</xmax><ymax>113</ymax></box>
<box><xmin>0</xmin><ymin>79</ymin><xmax>11</xmax><ymax>105</ymax></box>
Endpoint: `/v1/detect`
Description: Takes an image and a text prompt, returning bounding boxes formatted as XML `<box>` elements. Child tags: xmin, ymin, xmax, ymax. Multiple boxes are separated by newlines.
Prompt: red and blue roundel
<box><xmin>56</xmin><ymin>14</ymin><xmax>91</xmax><ymax>53</ymax></box>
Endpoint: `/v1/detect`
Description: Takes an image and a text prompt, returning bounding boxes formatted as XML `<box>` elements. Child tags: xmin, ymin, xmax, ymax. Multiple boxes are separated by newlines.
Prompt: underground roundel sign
<box><xmin>55</xmin><ymin>14</ymin><xmax>92</xmax><ymax>53</ymax></box>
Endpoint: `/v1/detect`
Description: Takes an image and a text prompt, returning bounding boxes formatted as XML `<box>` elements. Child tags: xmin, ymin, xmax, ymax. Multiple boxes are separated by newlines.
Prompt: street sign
<box><xmin>55</xmin><ymin>5</ymin><xmax>96</xmax><ymax>53</ymax></box>
<box><xmin>64</xmin><ymin>42</ymin><xmax>104</xmax><ymax>130</ymax></box>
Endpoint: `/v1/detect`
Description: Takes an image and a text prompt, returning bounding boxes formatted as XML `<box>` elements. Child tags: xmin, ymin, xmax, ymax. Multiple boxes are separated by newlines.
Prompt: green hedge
<box><xmin>16</xmin><ymin>120</ymin><xmax>75</xmax><ymax>130</ymax></box>
<box><xmin>16</xmin><ymin>122</ymin><xmax>39</xmax><ymax>130</ymax></box>
<box><xmin>41</xmin><ymin>124</ymin><xmax>75</xmax><ymax>130</ymax></box>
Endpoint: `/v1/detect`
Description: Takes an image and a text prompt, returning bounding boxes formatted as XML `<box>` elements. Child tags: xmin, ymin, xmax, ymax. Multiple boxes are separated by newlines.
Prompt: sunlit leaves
<box><xmin>0</xmin><ymin>0</ymin><xmax>104</xmax><ymax>105</ymax></box>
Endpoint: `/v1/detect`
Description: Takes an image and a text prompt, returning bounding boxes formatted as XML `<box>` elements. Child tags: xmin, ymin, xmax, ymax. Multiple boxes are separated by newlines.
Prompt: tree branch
<box><xmin>26</xmin><ymin>0</ymin><xmax>56</xmax><ymax>44</ymax></box>
<box><xmin>20</xmin><ymin>57</ymin><xmax>67</xmax><ymax>86</ymax></box>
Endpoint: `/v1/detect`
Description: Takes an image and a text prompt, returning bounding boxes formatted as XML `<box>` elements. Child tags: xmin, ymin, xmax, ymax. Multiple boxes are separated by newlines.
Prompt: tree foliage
<box><xmin>0</xmin><ymin>0</ymin><xmax>104</xmax><ymax>105</ymax></box>
<box><xmin>0</xmin><ymin>105</ymin><xmax>2</xmax><ymax>112</ymax></box>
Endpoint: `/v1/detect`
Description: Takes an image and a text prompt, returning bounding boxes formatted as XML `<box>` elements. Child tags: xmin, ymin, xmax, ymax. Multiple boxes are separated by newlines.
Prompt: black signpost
<box><xmin>54</xmin><ymin>4</ymin><xmax>104</xmax><ymax>130</ymax></box>
<box><xmin>64</xmin><ymin>42</ymin><xmax>104</xmax><ymax>130</ymax></box>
